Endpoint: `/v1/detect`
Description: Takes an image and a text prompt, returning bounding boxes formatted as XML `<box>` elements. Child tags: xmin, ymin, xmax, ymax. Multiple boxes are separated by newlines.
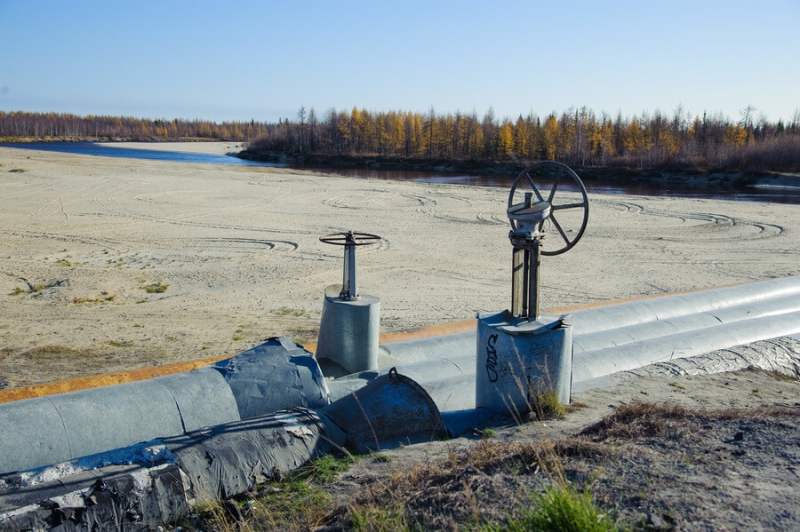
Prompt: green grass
<box><xmin>497</xmin><ymin>484</ymin><xmax>625</xmax><ymax>532</ymax></box>
<box><xmin>189</xmin><ymin>453</ymin><xmax>356</xmax><ymax>531</ymax></box>
<box><xmin>142</xmin><ymin>280</ymin><xmax>169</xmax><ymax>293</ymax></box>
<box><xmin>271</xmin><ymin>306</ymin><xmax>309</xmax><ymax>317</ymax></box>
<box><xmin>529</xmin><ymin>389</ymin><xmax>568</xmax><ymax>421</ymax></box>
<box><xmin>349</xmin><ymin>505</ymin><xmax>409</xmax><ymax>532</ymax></box>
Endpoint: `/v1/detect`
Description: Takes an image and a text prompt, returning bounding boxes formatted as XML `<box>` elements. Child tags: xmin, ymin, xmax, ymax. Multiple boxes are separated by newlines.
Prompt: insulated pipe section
<box><xmin>322</xmin><ymin>370</ymin><xmax>446</xmax><ymax>453</ymax></box>
<box><xmin>0</xmin><ymin>408</ymin><xmax>347</xmax><ymax>530</ymax></box>
<box><xmin>327</xmin><ymin>354</ymin><xmax>476</xmax><ymax>402</ymax></box>
<box><xmin>0</xmin><ymin>337</ymin><xmax>328</xmax><ymax>475</ymax></box>
<box><xmin>378</xmin><ymin>330</ymin><xmax>476</xmax><ymax>365</ymax></box>
<box><xmin>170</xmin><ymin>408</ymin><xmax>346</xmax><ymax>503</ymax></box>
<box><xmin>0</xmin><ymin>371</ymin><xmax>445</xmax><ymax>530</ymax></box>
<box><xmin>573</xmin><ymin>293</ymin><xmax>800</xmax><ymax>355</ymax></box>
<box><xmin>213</xmin><ymin>337</ymin><xmax>330</xmax><ymax>418</ymax></box>
<box><xmin>573</xmin><ymin>310</ymin><xmax>800</xmax><ymax>382</ymax></box>
<box><xmin>0</xmin><ymin>369</ymin><xmax>235</xmax><ymax>476</ymax></box>
<box><xmin>569</xmin><ymin>276</ymin><xmax>800</xmax><ymax>336</ymax></box>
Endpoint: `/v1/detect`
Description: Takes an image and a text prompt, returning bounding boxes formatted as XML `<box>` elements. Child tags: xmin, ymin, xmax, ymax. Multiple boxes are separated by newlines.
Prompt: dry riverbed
<box><xmin>2</xmin><ymin>143</ymin><xmax>798</xmax><ymax>388</ymax></box>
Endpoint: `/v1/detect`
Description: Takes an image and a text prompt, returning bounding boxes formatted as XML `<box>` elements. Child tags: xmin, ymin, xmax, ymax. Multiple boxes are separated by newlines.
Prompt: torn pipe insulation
<box><xmin>0</xmin><ymin>372</ymin><xmax>444</xmax><ymax>532</ymax></box>
<box><xmin>0</xmin><ymin>337</ymin><xmax>329</xmax><ymax>476</ymax></box>
<box><xmin>0</xmin><ymin>408</ymin><xmax>344</xmax><ymax>532</ymax></box>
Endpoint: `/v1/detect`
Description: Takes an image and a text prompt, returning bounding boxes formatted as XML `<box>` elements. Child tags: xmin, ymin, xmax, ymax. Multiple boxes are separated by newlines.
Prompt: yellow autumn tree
<box><xmin>513</xmin><ymin>116</ymin><xmax>530</xmax><ymax>158</ymax></box>
<box><xmin>498</xmin><ymin>121</ymin><xmax>514</xmax><ymax>156</ymax></box>
<box><xmin>623</xmin><ymin>118</ymin><xmax>645</xmax><ymax>154</ymax></box>
<box><xmin>723</xmin><ymin>124</ymin><xmax>748</xmax><ymax>147</ymax></box>
<box><xmin>542</xmin><ymin>115</ymin><xmax>560</xmax><ymax>160</ymax></box>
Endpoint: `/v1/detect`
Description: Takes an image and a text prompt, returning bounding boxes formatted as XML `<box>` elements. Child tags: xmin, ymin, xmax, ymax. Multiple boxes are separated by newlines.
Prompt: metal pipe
<box><xmin>0</xmin><ymin>337</ymin><xmax>329</xmax><ymax>475</ymax></box>
<box><xmin>568</xmin><ymin>276</ymin><xmax>800</xmax><ymax>336</ymax></box>
<box><xmin>572</xmin><ymin>310</ymin><xmax>800</xmax><ymax>382</ymax></box>
<box><xmin>327</xmin><ymin>354</ymin><xmax>475</xmax><ymax>402</ymax></box>
<box><xmin>573</xmin><ymin>293</ymin><xmax>800</xmax><ymax>355</ymax></box>
<box><xmin>343</xmin><ymin>232</ymin><xmax>357</xmax><ymax>300</ymax></box>
<box><xmin>0</xmin><ymin>372</ymin><xmax>445</xmax><ymax>530</ymax></box>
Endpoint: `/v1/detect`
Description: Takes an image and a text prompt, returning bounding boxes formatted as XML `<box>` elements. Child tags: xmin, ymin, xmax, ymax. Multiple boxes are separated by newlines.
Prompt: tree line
<box><xmin>247</xmin><ymin>106</ymin><xmax>800</xmax><ymax>172</ymax></box>
<box><xmin>2</xmin><ymin>106</ymin><xmax>799</xmax><ymax>172</ymax></box>
<box><xmin>0</xmin><ymin>111</ymin><xmax>262</xmax><ymax>142</ymax></box>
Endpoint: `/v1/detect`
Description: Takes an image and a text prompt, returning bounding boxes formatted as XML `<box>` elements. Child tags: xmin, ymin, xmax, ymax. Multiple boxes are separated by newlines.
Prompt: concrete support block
<box><xmin>476</xmin><ymin>311</ymin><xmax>573</xmax><ymax>418</ymax></box>
<box><xmin>316</xmin><ymin>287</ymin><xmax>380</xmax><ymax>374</ymax></box>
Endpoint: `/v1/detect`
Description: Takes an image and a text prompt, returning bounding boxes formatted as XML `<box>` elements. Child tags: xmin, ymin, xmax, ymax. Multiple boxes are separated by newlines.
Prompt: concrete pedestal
<box><xmin>476</xmin><ymin>310</ymin><xmax>573</xmax><ymax>418</ymax></box>
<box><xmin>316</xmin><ymin>285</ymin><xmax>380</xmax><ymax>374</ymax></box>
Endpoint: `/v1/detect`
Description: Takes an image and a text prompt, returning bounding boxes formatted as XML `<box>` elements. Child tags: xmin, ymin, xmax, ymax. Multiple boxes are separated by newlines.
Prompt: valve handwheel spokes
<box><xmin>508</xmin><ymin>161</ymin><xmax>589</xmax><ymax>256</ymax></box>
<box><xmin>319</xmin><ymin>231</ymin><xmax>382</xmax><ymax>246</ymax></box>
<box><xmin>319</xmin><ymin>230</ymin><xmax>382</xmax><ymax>301</ymax></box>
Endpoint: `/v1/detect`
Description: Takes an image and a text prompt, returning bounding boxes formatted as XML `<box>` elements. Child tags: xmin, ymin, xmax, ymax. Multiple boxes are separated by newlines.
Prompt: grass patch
<box><xmin>71</xmin><ymin>293</ymin><xmax>115</xmax><ymax>304</ymax></box>
<box><xmin>22</xmin><ymin>345</ymin><xmax>86</xmax><ymax>360</ymax></box>
<box><xmin>669</xmin><ymin>382</ymin><xmax>687</xmax><ymax>390</ymax></box>
<box><xmin>288</xmin><ymin>325</ymin><xmax>320</xmax><ymax>345</ymax></box>
<box><xmin>142</xmin><ymin>280</ymin><xmax>169</xmax><ymax>293</ymax></box>
<box><xmin>108</xmin><ymin>340</ymin><xmax>133</xmax><ymax>348</ymax></box>
<box><xmin>580</xmin><ymin>400</ymin><xmax>692</xmax><ymax>441</ymax></box>
<box><xmin>317</xmin><ymin>432</ymin><xmax>625</xmax><ymax>531</ymax></box>
<box><xmin>348</xmin><ymin>505</ymin><xmax>408</xmax><ymax>531</ymax></box>
<box><xmin>271</xmin><ymin>306</ymin><xmax>309</xmax><ymax>317</ymax></box>
<box><xmin>498</xmin><ymin>484</ymin><xmax>624</xmax><ymax>532</ymax></box>
<box><xmin>528</xmin><ymin>389</ymin><xmax>567</xmax><ymax>421</ymax></box>
<box><xmin>14</xmin><ymin>280</ymin><xmax>63</xmax><ymax>296</ymax></box>
<box><xmin>189</xmin><ymin>453</ymin><xmax>355</xmax><ymax>531</ymax></box>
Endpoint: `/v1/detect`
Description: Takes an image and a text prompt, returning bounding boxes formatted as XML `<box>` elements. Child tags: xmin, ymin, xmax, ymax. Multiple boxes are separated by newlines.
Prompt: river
<box><xmin>3</xmin><ymin>142</ymin><xmax>798</xmax><ymax>205</ymax></box>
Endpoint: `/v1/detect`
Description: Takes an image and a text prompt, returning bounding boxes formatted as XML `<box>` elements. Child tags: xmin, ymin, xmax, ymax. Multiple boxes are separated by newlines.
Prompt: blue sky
<box><xmin>2</xmin><ymin>0</ymin><xmax>798</xmax><ymax>124</ymax></box>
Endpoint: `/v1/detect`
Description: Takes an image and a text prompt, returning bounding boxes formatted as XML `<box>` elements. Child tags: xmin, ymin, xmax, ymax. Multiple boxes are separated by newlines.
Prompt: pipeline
<box><xmin>325</xmin><ymin>277</ymin><xmax>800</xmax><ymax>424</ymax></box>
<box><xmin>1</xmin><ymin>277</ymin><xmax>799</xmax><ymax>529</ymax></box>
<box><xmin>0</xmin><ymin>337</ymin><xmax>329</xmax><ymax>475</ymax></box>
<box><xmin>0</xmin><ymin>372</ymin><xmax>443</xmax><ymax>532</ymax></box>
<box><xmin>4</xmin><ymin>278</ymin><xmax>800</xmax><ymax>475</ymax></box>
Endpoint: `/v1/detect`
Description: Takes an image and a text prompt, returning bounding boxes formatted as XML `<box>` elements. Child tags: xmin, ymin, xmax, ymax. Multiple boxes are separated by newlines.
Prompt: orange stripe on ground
<box><xmin>0</xmin><ymin>355</ymin><xmax>230</xmax><ymax>404</ymax></box>
<box><xmin>0</xmin><ymin>282</ymin><xmax>742</xmax><ymax>404</ymax></box>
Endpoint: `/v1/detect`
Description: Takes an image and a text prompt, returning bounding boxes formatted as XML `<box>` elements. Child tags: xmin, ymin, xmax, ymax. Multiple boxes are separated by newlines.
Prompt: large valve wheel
<box><xmin>508</xmin><ymin>161</ymin><xmax>589</xmax><ymax>256</ymax></box>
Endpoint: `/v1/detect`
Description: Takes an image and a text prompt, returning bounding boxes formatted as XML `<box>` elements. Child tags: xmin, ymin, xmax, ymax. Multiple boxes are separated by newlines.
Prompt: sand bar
<box><xmin>1</xmin><ymin>143</ymin><xmax>798</xmax><ymax>388</ymax></box>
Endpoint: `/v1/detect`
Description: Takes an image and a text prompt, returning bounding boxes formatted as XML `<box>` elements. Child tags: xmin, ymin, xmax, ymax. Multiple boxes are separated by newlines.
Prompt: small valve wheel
<box><xmin>319</xmin><ymin>231</ymin><xmax>382</xmax><ymax>301</ymax></box>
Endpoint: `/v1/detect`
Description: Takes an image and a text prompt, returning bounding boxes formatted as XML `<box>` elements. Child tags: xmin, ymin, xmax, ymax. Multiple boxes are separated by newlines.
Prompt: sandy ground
<box><xmin>1</xmin><ymin>143</ymin><xmax>799</xmax><ymax>388</ymax></box>
<box><xmin>1</xmin><ymin>143</ymin><xmax>799</xmax><ymax>530</ymax></box>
